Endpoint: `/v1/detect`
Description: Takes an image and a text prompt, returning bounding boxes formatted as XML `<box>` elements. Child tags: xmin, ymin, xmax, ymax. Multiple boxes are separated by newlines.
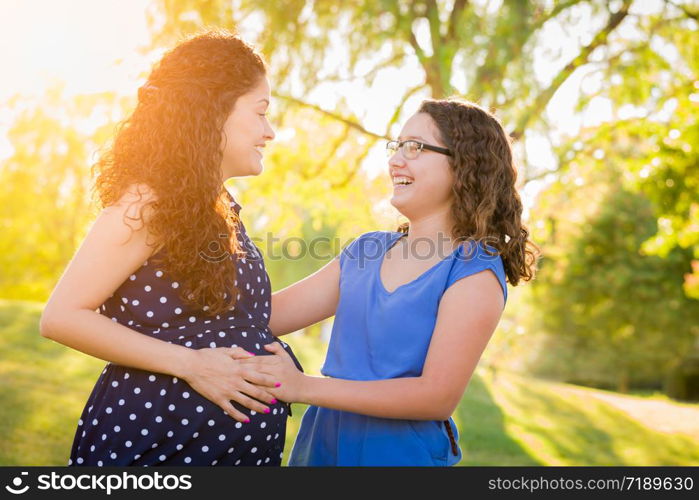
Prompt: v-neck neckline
<box><xmin>377</xmin><ymin>232</ymin><xmax>461</xmax><ymax>295</ymax></box>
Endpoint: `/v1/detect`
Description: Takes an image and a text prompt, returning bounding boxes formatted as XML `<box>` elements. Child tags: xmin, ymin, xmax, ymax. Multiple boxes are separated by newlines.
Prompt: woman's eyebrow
<box><xmin>257</xmin><ymin>98</ymin><xmax>270</xmax><ymax>105</ymax></box>
<box><xmin>397</xmin><ymin>135</ymin><xmax>426</xmax><ymax>141</ymax></box>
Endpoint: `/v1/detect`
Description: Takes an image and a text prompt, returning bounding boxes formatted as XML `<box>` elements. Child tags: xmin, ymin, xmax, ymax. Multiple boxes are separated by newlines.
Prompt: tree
<box><xmin>147</xmin><ymin>0</ymin><xmax>699</xmax><ymax>182</ymax></box>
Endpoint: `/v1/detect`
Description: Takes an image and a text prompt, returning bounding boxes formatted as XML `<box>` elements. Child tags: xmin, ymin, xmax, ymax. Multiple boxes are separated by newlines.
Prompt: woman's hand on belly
<box><xmin>180</xmin><ymin>346</ymin><xmax>281</xmax><ymax>422</ymax></box>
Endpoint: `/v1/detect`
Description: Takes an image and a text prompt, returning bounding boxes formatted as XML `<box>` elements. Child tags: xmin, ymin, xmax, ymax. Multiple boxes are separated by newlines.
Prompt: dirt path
<box><xmin>562</xmin><ymin>385</ymin><xmax>699</xmax><ymax>439</ymax></box>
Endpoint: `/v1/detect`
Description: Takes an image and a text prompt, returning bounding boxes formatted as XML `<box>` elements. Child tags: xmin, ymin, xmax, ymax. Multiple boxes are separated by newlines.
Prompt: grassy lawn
<box><xmin>2</xmin><ymin>299</ymin><xmax>697</xmax><ymax>466</ymax></box>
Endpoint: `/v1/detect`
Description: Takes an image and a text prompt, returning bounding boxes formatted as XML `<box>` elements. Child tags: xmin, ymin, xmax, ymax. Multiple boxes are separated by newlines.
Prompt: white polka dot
<box><xmin>172</xmin><ymin>282</ymin><xmax>179</xmax><ymax>289</ymax></box>
<box><xmin>184</xmin><ymin>457</ymin><xmax>191</xmax><ymax>464</ymax></box>
<box><xmin>168</xmin><ymin>404</ymin><xmax>176</xmax><ymax>411</ymax></box>
<box><xmin>244</xmin><ymin>435</ymin><xmax>251</xmax><ymax>442</ymax></box>
<box><xmin>78</xmin><ymin>419</ymin><xmax>83</xmax><ymax>426</ymax></box>
<box><xmin>134</xmin><ymin>387</ymin><xmax>141</xmax><ymax>394</ymax></box>
<box><xmin>167</xmin><ymin>431</ymin><xmax>174</xmax><ymax>437</ymax></box>
<box><xmin>159</xmin><ymin>389</ymin><xmax>166</xmax><ymax>396</ymax></box>
<box><xmin>185</xmin><ymin>341</ymin><xmax>192</xmax><ymax>347</ymax></box>
<box><xmin>228</xmin><ymin>447</ymin><xmax>235</xmax><ymax>453</ymax></box>
<box><xmin>265</xmin><ymin>457</ymin><xmax>270</xmax><ymax>463</ymax></box>
<box><xmin>260</xmin><ymin>422</ymin><xmax>266</xmax><ymax>429</ymax></box>
<box><xmin>188</xmin><ymin>316</ymin><xmax>196</xmax><ymax>323</ymax></box>
<box><xmin>173</xmin><ymin>377</ymin><xmax>178</xmax><ymax>384</ymax></box>
<box><xmin>101</xmin><ymin>434</ymin><xmax>107</xmax><ymax>440</ymax></box>
<box><xmin>148</xmin><ymin>375</ymin><xmax>156</xmax><ymax>382</ymax></box>
<box><xmin>251</xmin><ymin>447</ymin><xmax>257</xmax><ymax>453</ymax></box>
<box><xmin>174</xmin><ymin>307</ymin><xmax>182</xmax><ymax>314</ymax></box>
<box><xmin>129</xmin><ymin>414</ymin><xmax>136</xmax><ymax>421</ymax></box>
<box><xmin>209</xmin><ymin>342</ymin><xmax>217</xmax><ymax>348</ymax></box>
<box><xmin>218</xmin><ymin>331</ymin><xmax>226</xmax><ymax>338</ymax></box>
<box><xmin>98</xmin><ymin>460</ymin><xmax>104</xmax><ymax>466</ymax></box>
<box><xmin>208</xmin><ymin>420</ymin><xmax>215</xmax><ymax>426</ymax></box>
<box><xmin>134</xmin><ymin>454</ymin><xmax>141</xmax><ymax>460</ymax></box>
<box><xmin>181</xmin><ymin>418</ymin><xmax>189</xmax><ymax>425</ymax></box>
<box><xmin>156</xmin><ymin>271</ymin><xmax>163</xmax><ymax>277</ymax></box>
<box><xmin>176</xmin><ymin>444</ymin><xmax>183</xmax><ymax>450</ymax></box>
<box><xmin>250</xmin><ymin>411</ymin><xmax>257</xmax><ymax>416</ymax></box>
<box><xmin>125</xmin><ymin>441</ymin><xmax>132</xmax><ymax>447</ymax></box>
<box><xmin>145</xmin><ymin>402</ymin><xmax>152</xmax><ymax>409</ymax></box>
<box><xmin>193</xmin><ymin>432</ymin><xmax>199</xmax><ymax>438</ymax></box>
<box><xmin>124</xmin><ymin>372</ymin><xmax>130</xmax><ymax>379</ymax></box>
<box><xmin>235</xmin><ymin>459</ymin><xmax>241</xmax><ymax>465</ymax></box>
<box><xmin>77</xmin><ymin>457</ymin><xmax>84</xmax><ymax>464</ymax></box>
<box><xmin>92</xmin><ymin>418</ymin><xmax>98</xmax><ymax>425</ymax></box>
<box><xmin>144</xmin><ymin>285</ymin><xmax>152</xmax><ymax>292</ymax></box>
<box><xmin>196</xmin><ymin>406</ymin><xmax>203</xmax><ymax>413</ymax></box>
<box><xmin>154</xmin><ymin>415</ymin><xmax>162</xmax><ymax>423</ymax></box>
<box><xmin>266</xmin><ymin>435</ymin><xmax>271</xmax><ymax>441</ymax></box>
<box><xmin>146</xmin><ymin>311</ymin><xmax>154</xmax><ymax>318</ymax></box>
<box><xmin>257</xmin><ymin>459</ymin><xmax>262</xmax><ymax>465</ymax></box>
<box><xmin>241</xmin><ymin>331</ymin><xmax>247</xmax><ymax>337</ymax></box>
<box><xmin>110</xmin><ymin>452</ymin><xmax>117</xmax><ymax>459</ymax></box>
<box><xmin>141</xmin><ymin>429</ymin><xmax>149</xmax><ymax>436</ymax></box>
<box><xmin>202</xmin><ymin>446</ymin><xmax>209</xmax><ymax>452</ymax></box>
<box><xmin>132</xmin><ymin>299</ymin><xmax>140</xmax><ymax>306</ymax></box>
<box><xmin>161</xmin><ymin>322</ymin><xmax>169</xmax><ymax>328</ymax></box>
<box><xmin>235</xmin><ymin>422</ymin><xmax>242</xmax><ymax>429</ymax></box>
<box><xmin>255</xmin><ymin>343</ymin><xmax>260</xmax><ymax>350</ymax></box>
<box><xmin>218</xmin><ymin>434</ymin><xmax>226</xmax><ymax>441</ymax></box>
<box><xmin>121</xmin><ymin>297</ymin><xmax>128</xmax><ymax>304</ymax></box>
<box><xmin>105</xmin><ymin>407</ymin><xmax>113</xmax><ymax>414</ymax></box>
<box><xmin>129</xmin><ymin>275</ymin><xmax>136</xmax><ymax>281</ymax></box>
<box><xmin>111</xmin><ymin>381</ymin><xmax>118</xmax><ymax>387</ymax></box>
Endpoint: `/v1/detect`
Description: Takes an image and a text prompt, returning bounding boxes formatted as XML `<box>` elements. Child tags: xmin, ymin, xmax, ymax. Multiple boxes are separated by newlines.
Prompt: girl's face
<box><xmin>220</xmin><ymin>76</ymin><xmax>275</xmax><ymax>180</ymax></box>
<box><xmin>388</xmin><ymin>112</ymin><xmax>455</xmax><ymax>220</ymax></box>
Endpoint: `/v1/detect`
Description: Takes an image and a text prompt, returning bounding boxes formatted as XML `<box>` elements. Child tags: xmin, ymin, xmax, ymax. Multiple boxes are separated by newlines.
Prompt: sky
<box><xmin>0</xmin><ymin>0</ymin><xmax>670</xmax><ymax>214</ymax></box>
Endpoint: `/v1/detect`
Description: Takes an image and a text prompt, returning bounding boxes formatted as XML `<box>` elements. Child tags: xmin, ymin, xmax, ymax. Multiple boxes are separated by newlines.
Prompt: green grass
<box><xmin>1</xmin><ymin>299</ymin><xmax>697</xmax><ymax>466</ymax></box>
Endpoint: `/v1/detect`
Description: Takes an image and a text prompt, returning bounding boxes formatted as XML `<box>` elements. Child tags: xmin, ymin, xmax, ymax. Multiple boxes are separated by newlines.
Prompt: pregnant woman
<box><xmin>244</xmin><ymin>98</ymin><xmax>540</xmax><ymax>465</ymax></box>
<box><xmin>40</xmin><ymin>31</ymin><xmax>299</xmax><ymax>466</ymax></box>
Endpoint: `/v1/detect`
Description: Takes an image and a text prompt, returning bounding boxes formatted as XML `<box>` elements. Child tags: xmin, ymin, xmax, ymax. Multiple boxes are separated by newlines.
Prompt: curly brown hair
<box><xmin>93</xmin><ymin>30</ymin><xmax>267</xmax><ymax>315</ymax></box>
<box><xmin>399</xmin><ymin>99</ymin><xmax>540</xmax><ymax>285</ymax></box>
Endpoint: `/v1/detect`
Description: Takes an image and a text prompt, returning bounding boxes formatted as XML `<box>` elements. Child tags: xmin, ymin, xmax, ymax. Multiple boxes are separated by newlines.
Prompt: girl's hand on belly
<box><xmin>181</xmin><ymin>346</ymin><xmax>279</xmax><ymax>422</ymax></box>
<box><xmin>239</xmin><ymin>342</ymin><xmax>307</xmax><ymax>404</ymax></box>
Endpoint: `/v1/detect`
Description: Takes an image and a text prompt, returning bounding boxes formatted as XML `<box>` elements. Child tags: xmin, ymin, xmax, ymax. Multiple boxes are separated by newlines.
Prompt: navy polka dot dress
<box><xmin>68</xmin><ymin>195</ymin><xmax>301</xmax><ymax>466</ymax></box>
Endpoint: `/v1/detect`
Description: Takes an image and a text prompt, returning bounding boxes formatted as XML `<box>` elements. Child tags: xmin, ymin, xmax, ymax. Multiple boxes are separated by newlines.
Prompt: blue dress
<box><xmin>68</xmin><ymin>195</ymin><xmax>301</xmax><ymax>466</ymax></box>
<box><xmin>288</xmin><ymin>231</ymin><xmax>507</xmax><ymax>466</ymax></box>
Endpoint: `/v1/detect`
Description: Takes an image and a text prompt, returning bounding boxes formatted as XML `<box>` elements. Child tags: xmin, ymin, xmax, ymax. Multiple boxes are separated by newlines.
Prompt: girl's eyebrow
<box><xmin>397</xmin><ymin>135</ymin><xmax>426</xmax><ymax>141</ymax></box>
<box><xmin>257</xmin><ymin>98</ymin><xmax>270</xmax><ymax>105</ymax></box>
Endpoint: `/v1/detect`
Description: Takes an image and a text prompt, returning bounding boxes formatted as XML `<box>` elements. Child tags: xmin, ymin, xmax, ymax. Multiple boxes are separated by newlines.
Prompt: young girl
<box><xmin>40</xmin><ymin>31</ymin><xmax>299</xmax><ymax>466</ymax></box>
<box><xmin>241</xmin><ymin>98</ymin><xmax>539</xmax><ymax>466</ymax></box>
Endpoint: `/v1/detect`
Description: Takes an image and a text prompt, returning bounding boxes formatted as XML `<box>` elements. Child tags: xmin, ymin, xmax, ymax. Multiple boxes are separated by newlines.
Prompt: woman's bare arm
<box><xmin>40</xmin><ymin>185</ymin><xmax>278</xmax><ymax>422</ymax></box>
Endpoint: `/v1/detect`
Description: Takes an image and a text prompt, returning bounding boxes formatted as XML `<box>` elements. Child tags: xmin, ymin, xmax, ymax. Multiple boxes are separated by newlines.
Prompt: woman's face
<box><xmin>220</xmin><ymin>76</ymin><xmax>275</xmax><ymax>180</ymax></box>
<box><xmin>388</xmin><ymin>112</ymin><xmax>455</xmax><ymax>219</ymax></box>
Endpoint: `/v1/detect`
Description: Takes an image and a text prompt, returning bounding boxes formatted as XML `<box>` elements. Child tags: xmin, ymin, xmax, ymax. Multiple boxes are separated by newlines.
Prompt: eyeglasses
<box><xmin>386</xmin><ymin>140</ymin><xmax>452</xmax><ymax>160</ymax></box>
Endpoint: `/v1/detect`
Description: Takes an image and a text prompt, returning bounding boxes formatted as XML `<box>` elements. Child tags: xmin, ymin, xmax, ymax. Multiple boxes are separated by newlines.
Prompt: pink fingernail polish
<box><xmin>247</xmin><ymin>351</ymin><xmax>255</xmax><ymax>356</ymax></box>
<box><xmin>264</xmin><ymin>408</ymin><xmax>270</xmax><ymax>414</ymax></box>
<box><xmin>245</xmin><ymin>418</ymin><xmax>250</xmax><ymax>423</ymax></box>
<box><xmin>270</xmin><ymin>399</ymin><xmax>277</xmax><ymax>404</ymax></box>
<box><xmin>275</xmin><ymin>382</ymin><xmax>281</xmax><ymax>387</ymax></box>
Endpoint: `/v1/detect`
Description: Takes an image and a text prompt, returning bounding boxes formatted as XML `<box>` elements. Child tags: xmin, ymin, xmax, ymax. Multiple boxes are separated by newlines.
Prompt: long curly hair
<box><xmin>93</xmin><ymin>30</ymin><xmax>267</xmax><ymax>315</ymax></box>
<box><xmin>399</xmin><ymin>99</ymin><xmax>540</xmax><ymax>285</ymax></box>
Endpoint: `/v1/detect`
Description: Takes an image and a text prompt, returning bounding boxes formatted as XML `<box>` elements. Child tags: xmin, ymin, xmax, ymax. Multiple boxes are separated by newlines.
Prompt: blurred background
<box><xmin>1</xmin><ymin>0</ymin><xmax>698</xmax><ymax>465</ymax></box>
